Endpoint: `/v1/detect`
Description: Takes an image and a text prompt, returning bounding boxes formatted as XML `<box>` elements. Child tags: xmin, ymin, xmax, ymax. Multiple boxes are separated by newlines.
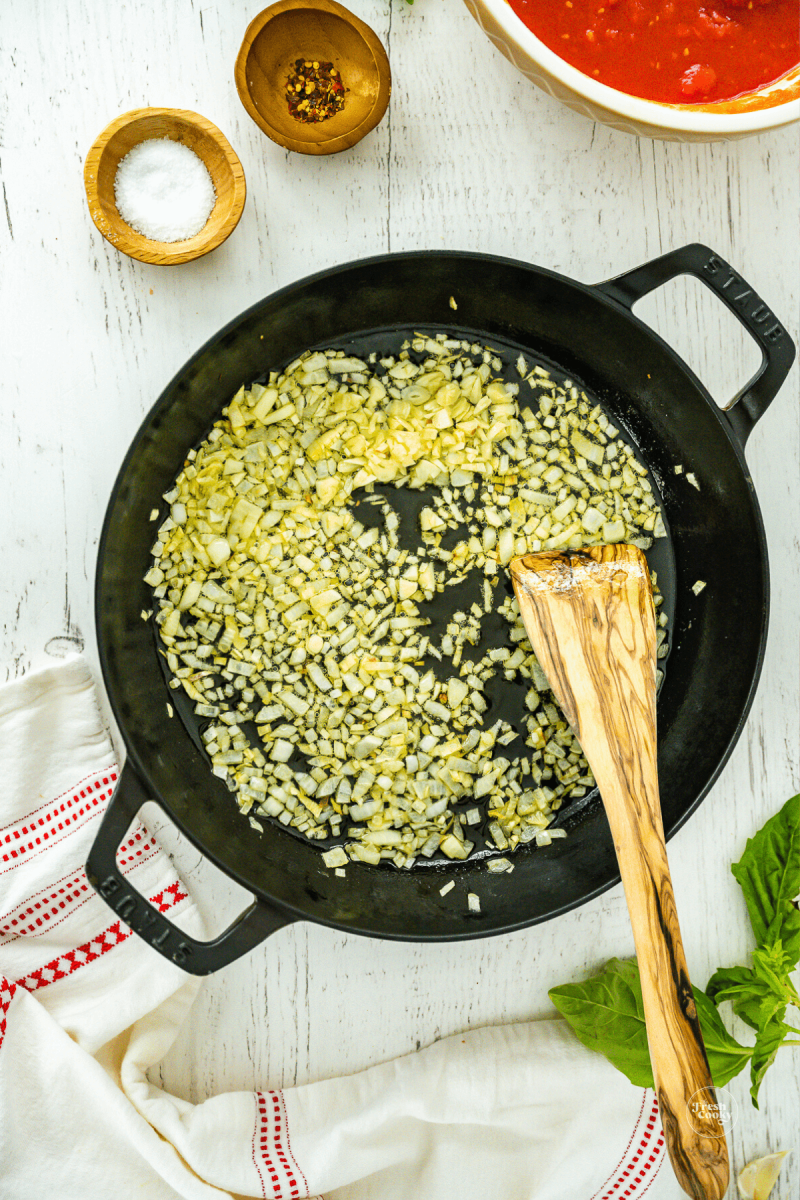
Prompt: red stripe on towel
<box><xmin>0</xmin><ymin>976</ymin><xmax>16</xmax><ymax>1052</ymax></box>
<box><xmin>278</xmin><ymin>1089</ymin><xmax>309</xmax><ymax>1197</ymax></box>
<box><xmin>0</xmin><ymin>770</ymin><xmax>118</xmax><ymax>876</ymax></box>
<box><xmin>14</xmin><ymin>881</ymin><xmax>187</xmax><ymax>992</ymax></box>
<box><xmin>251</xmin><ymin>1092</ymin><xmax>270</xmax><ymax>1198</ymax></box>
<box><xmin>1</xmin><ymin>823</ymin><xmax>162</xmax><ymax>940</ymax></box>
<box><xmin>252</xmin><ymin>1091</ymin><xmax>307</xmax><ymax>1198</ymax></box>
<box><xmin>1</xmin><ymin>870</ymin><xmax>89</xmax><ymax>938</ymax></box>
<box><xmin>271</xmin><ymin>1091</ymin><xmax>299</xmax><ymax>1198</ymax></box>
<box><xmin>589</xmin><ymin>1092</ymin><xmax>647</xmax><ymax>1200</ymax></box>
<box><xmin>594</xmin><ymin>1094</ymin><xmax>665</xmax><ymax>1199</ymax></box>
<box><xmin>0</xmin><ymin>766</ymin><xmax>118</xmax><ymax>834</ymax></box>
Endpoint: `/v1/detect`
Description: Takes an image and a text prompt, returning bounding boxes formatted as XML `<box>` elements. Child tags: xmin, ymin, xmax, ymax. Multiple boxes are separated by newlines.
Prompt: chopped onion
<box><xmin>322</xmin><ymin>846</ymin><xmax>348</xmax><ymax>869</ymax></box>
<box><xmin>146</xmin><ymin>334</ymin><xmax>668</xmax><ymax>873</ymax></box>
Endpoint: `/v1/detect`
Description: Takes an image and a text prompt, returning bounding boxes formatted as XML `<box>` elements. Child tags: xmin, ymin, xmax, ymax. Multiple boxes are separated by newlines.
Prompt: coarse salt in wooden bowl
<box><xmin>235</xmin><ymin>0</ymin><xmax>391</xmax><ymax>155</ymax></box>
<box><xmin>84</xmin><ymin>108</ymin><xmax>247</xmax><ymax>265</ymax></box>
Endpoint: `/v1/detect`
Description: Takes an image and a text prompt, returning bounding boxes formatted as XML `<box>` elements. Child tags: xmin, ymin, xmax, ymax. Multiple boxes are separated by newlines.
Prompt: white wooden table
<box><xmin>2</xmin><ymin>2</ymin><xmax>798</xmax><ymax>1195</ymax></box>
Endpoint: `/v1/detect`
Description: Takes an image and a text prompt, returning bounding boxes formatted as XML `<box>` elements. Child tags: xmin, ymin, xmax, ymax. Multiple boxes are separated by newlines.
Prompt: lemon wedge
<box><xmin>737</xmin><ymin>1150</ymin><xmax>791</xmax><ymax>1200</ymax></box>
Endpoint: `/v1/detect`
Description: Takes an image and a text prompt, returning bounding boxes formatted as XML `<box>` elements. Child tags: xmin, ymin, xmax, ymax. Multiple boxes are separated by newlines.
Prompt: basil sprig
<box><xmin>730</xmin><ymin>791</ymin><xmax>800</xmax><ymax>965</ymax></box>
<box><xmin>708</xmin><ymin>792</ymin><xmax>800</xmax><ymax>1105</ymax></box>
<box><xmin>550</xmin><ymin>959</ymin><xmax>751</xmax><ymax>1091</ymax></box>
<box><xmin>549</xmin><ymin>794</ymin><xmax>800</xmax><ymax>1107</ymax></box>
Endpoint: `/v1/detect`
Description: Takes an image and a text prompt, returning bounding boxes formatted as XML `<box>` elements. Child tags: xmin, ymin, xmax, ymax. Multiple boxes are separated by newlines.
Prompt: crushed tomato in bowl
<box><xmin>506</xmin><ymin>0</ymin><xmax>800</xmax><ymax>104</ymax></box>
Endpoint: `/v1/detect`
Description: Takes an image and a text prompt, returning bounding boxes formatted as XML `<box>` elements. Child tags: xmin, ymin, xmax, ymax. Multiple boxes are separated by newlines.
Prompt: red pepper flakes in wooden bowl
<box><xmin>286</xmin><ymin>59</ymin><xmax>347</xmax><ymax>124</ymax></box>
<box><xmin>235</xmin><ymin>0</ymin><xmax>391</xmax><ymax>156</ymax></box>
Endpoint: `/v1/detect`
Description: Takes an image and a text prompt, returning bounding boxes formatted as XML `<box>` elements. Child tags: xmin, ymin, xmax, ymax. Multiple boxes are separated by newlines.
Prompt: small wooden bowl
<box><xmin>235</xmin><ymin>0</ymin><xmax>391</xmax><ymax>155</ymax></box>
<box><xmin>84</xmin><ymin>108</ymin><xmax>247</xmax><ymax>265</ymax></box>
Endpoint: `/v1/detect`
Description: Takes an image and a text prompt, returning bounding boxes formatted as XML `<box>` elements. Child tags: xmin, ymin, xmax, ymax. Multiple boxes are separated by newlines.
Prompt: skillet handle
<box><xmin>595</xmin><ymin>243</ymin><xmax>796</xmax><ymax>447</ymax></box>
<box><xmin>86</xmin><ymin>762</ymin><xmax>296</xmax><ymax>975</ymax></box>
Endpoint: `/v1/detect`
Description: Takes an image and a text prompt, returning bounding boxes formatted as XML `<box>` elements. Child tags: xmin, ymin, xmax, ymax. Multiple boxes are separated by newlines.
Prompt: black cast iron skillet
<box><xmin>87</xmin><ymin>244</ymin><xmax>795</xmax><ymax>974</ymax></box>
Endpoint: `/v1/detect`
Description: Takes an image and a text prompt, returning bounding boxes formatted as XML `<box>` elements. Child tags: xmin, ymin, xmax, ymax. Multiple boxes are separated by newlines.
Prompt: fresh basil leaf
<box><xmin>706</xmin><ymin>963</ymin><xmax>753</xmax><ymax>1002</ymax></box>
<box><xmin>691</xmin><ymin>988</ymin><xmax>752</xmax><ymax>1087</ymax></box>
<box><xmin>707</xmin><ymin>964</ymin><xmax>762</xmax><ymax>1030</ymax></box>
<box><xmin>550</xmin><ymin>958</ymin><xmax>751</xmax><ymax>1091</ymax></box>
<box><xmin>734</xmin><ymin>945</ymin><xmax>800</xmax><ymax>1104</ymax></box>
<box><xmin>732</xmin><ymin>793</ymin><xmax>800</xmax><ymax>965</ymax></box>
<box><xmin>708</xmin><ymin>944</ymin><xmax>799</xmax><ymax>1034</ymax></box>
<box><xmin>549</xmin><ymin>957</ymin><xmax>653</xmax><ymax>1088</ymax></box>
<box><xmin>750</xmin><ymin>943</ymin><xmax>800</xmax><ymax>1020</ymax></box>
<box><xmin>750</xmin><ymin>1007</ymin><xmax>791</xmax><ymax>1108</ymax></box>
<box><xmin>751</xmin><ymin>942</ymin><xmax>795</xmax><ymax>991</ymax></box>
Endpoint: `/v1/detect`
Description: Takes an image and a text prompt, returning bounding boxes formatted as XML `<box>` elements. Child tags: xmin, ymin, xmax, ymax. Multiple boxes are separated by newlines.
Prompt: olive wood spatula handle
<box><xmin>510</xmin><ymin>544</ymin><xmax>729</xmax><ymax>1200</ymax></box>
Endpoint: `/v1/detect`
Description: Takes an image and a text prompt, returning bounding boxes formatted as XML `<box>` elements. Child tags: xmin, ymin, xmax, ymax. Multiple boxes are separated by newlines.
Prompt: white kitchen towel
<box><xmin>0</xmin><ymin>657</ymin><xmax>668</xmax><ymax>1200</ymax></box>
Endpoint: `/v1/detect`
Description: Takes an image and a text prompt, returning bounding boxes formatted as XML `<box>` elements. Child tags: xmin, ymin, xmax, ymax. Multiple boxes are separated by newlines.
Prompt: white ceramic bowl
<box><xmin>464</xmin><ymin>0</ymin><xmax>800</xmax><ymax>141</ymax></box>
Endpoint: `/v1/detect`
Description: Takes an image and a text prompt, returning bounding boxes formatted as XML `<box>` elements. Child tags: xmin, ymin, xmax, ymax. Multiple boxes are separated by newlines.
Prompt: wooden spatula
<box><xmin>510</xmin><ymin>544</ymin><xmax>729</xmax><ymax>1200</ymax></box>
